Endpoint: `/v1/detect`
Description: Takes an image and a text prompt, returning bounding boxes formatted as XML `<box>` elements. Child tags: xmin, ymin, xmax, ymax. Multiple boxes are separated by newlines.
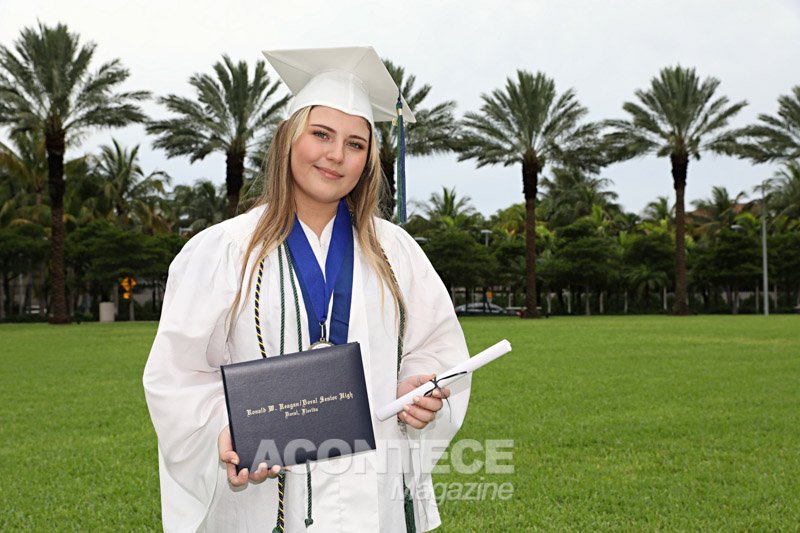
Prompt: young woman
<box><xmin>144</xmin><ymin>47</ymin><xmax>470</xmax><ymax>532</ymax></box>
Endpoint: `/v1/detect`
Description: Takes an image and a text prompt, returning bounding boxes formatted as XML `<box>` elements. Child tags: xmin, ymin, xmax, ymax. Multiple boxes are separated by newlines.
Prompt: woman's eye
<box><xmin>312</xmin><ymin>130</ymin><xmax>329</xmax><ymax>140</ymax></box>
<box><xmin>348</xmin><ymin>142</ymin><xmax>365</xmax><ymax>150</ymax></box>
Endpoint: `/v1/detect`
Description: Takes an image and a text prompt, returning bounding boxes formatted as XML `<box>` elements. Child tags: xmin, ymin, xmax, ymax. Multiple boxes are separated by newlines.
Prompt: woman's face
<box><xmin>290</xmin><ymin>106</ymin><xmax>371</xmax><ymax>211</ymax></box>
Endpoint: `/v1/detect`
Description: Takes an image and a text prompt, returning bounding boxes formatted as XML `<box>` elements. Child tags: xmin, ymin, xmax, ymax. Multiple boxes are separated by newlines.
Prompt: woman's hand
<box><xmin>396</xmin><ymin>373</ymin><xmax>450</xmax><ymax>430</ymax></box>
<box><xmin>218</xmin><ymin>425</ymin><xmax>283</xmax><ymax>486</ymax></box>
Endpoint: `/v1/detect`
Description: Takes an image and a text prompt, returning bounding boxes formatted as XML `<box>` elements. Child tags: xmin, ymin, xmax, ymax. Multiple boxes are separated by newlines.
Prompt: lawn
<box><xmin>1</xmin><ymin>316</ymin><xmax>798</xmax><ymax>531</ymax></box>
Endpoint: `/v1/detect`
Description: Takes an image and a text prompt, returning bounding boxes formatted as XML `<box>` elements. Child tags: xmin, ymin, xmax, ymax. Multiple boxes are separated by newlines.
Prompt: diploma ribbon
<box><xmin>423</xmin><ymin>371</ymin><xmax>468</xmax><ymax>423</ymax></box>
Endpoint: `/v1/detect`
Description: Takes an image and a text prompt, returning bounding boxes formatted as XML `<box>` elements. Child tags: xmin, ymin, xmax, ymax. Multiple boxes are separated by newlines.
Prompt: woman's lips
<box><xmin>315</xmin><ymin>166</ymin><xmax>343</xmax><ymax>179</ymax></box>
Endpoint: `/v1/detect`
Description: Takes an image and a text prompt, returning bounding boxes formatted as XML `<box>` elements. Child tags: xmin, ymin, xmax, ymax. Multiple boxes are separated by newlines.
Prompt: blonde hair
<box><xmin>230</xmin><ymin>106</ymin><xmax>404</xmax><ymax>328</ymax></box>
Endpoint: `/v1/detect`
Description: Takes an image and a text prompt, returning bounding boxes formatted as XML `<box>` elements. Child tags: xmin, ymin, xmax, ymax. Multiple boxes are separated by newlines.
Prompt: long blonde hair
<box><xmin>230</xmin><ymin>106</ymin><xmax>404</xmax><ymax>327</ymax></box>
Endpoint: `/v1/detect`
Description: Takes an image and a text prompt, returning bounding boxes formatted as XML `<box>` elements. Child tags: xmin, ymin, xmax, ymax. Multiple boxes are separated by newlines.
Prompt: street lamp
<box><xmin>479</xmin><ymin>229</ymin><xmax>492</xmax><ymax>247</ymax></box>
<box><xmin>759</xmin><ymin>179</ymin><xmax>770</xmax><ymax>317</ymax></box>
<box><xmin>479</xmin><ymin>229</ymin><xmax>492</xmax><ymax>311</ymax></box>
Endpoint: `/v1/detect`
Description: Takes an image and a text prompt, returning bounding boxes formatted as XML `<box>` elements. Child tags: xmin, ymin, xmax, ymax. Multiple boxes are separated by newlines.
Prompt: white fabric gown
<box><xmin>143</xmin><ymin>206</ymin><xmax>471</xmax><ymax>532</ymax></box>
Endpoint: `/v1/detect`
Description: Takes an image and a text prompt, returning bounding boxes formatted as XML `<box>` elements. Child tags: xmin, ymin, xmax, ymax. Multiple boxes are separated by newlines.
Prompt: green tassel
<box><xmin>305</xmin><ymin>518</ymin><xmax>314</xmax><ymax>526</ymax></box>
<box><xmin>272</xmin><ymin>528</ymin><xmax>281</xmax><ymax>533</ymax></box>
<box><xmin>404</xmin><ymin>484</ymin><xmax>416</xmax><ymax>533</ymax></box>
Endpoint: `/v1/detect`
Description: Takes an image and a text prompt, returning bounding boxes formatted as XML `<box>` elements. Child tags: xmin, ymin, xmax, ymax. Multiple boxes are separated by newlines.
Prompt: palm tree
<box><xmin>94</xmin><ymin>139</ymin><xmax>170</xmax><ymax>231</ymax></box>
<box><xmin>376</xmin><ymin>60</ymin><xmax>458</xmax><ymax>218</ymax></box>
<box><xmin>458</xmin><ymin>70</ymin><xmax>604</xmax><ymax>318</ymax></box>
<box><xmin>169</xmin><ymin>179</ymin><xmax>227</xmax><ymax>235</ymax></box>
<box><xmin>690</xmin><ymin>186</ymin><xmax>746</xmax><ymax>238</ymax></box>
<box><xmin>624</xmin><ymin>264</ymin><xmax>670</xmax><ymax>310</ymax></box>
<box><xmin>539</xmin><ymin>167</ymin><xmax>619</xmax><ymax>228</ymax></box>
<box><xmin>604</xmin><ymin>65</ymin><xmax>746</xmax><ymax>315</ymax></box>
<box><xmin>770</xmin><ymin>161</ymin><xmax>800</xmax><ymax>221</ymax></box>
<box><xmin>641</xmin><ymin>196</ymin><xmax>674</xmax><ymax>227</ymax></box>
<box><xmin>0</xmin><ymin>132</ymin><xmax>49</xmax><ymax>227</ymax></box>
<box><xmin>491</xmin><ymin>203</ymin><xmax>526</xmax><ymax>238</ymax></box>
<box><xmin>420</xmin><ymin>186</ymin><xmax>477</xmax><ymax>229</ymax></box>
<box><xmin>0</xmin><ymin>22</ymin><xmax>149</xmax><ymax>323</ymax></box>
<box><xmin>148</xmin><ymin>55</ymin><xmax>288</xmax><ymax>219</ymax></box>
<box><xmin>734</xmin><ymin>86</ymin><xmax>800</xmax><ymax>163</ymax></box>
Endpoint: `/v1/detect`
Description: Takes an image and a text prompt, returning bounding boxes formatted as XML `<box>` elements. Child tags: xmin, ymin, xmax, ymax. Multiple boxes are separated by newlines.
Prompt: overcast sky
<box><xmin>2</xmin><ymin>0</ymin><xmax>798</xmax><ymax>217</ymax></box>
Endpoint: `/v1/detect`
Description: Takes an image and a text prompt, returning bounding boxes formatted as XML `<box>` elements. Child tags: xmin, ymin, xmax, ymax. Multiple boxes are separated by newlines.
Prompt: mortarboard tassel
<box><xmin>395</xmin><ymin>92</ymin><xmax>407</xmax><ymax>224</ymax></box>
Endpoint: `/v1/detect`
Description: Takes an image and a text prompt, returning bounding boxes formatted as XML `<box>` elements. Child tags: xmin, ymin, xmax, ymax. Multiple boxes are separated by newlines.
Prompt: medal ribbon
<box><xmin>286</xmin><ymin>199</ymin><xmax>354</xmax><ymax>345</ymax></box>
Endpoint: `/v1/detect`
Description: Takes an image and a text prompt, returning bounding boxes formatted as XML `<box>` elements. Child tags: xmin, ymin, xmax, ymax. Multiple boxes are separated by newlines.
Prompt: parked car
<box><xmin>454</xmin><ymin>302</ymin><xmax>506</xmax><ymax>316</ymax></box>
<box><xmin>506</xmin><ymin>306</ymin><xmax>547</xmax><ymax>318</ymax></box>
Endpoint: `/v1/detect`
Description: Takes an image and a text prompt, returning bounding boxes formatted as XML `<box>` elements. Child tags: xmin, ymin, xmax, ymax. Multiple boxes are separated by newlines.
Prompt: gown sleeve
<box><xmin>390</xmin><ymin>227</ymin><xmax>470</xmax><ymax>387</ymax></box>
<box><xmin>385</xmin><ymin>224</ymin><xmax>472</xmax><ymax>531</ymax></box>
<box><xmin>142</xmin><ymin>223</ymin><xmax>243</xmax><ymax>532</ymax></box>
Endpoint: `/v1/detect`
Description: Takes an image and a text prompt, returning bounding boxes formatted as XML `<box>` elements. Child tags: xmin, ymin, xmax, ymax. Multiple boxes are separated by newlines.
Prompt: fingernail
<box><xmin>413</xmin><ymin>396</ymin><xmax>421</xmax><ymax>403</ymax></box>
<box><xmin>403</xmin><ymin>405</ymin><xmax>410</xmax><ymax>412</ymax></box>
<box><xmin>259</xmin><ymin>462</ymin><xmax>267</xmax><ymax>472</ymax></box>
<box><xmin>232</xmin><ymin>458</ymin><xmax>239</xmax><ymax>465</ymax></box>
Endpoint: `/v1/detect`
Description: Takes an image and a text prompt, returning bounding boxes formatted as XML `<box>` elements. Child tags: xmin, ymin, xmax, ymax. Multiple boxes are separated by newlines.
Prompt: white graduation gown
<box><xmin>143</xmin><ymin>206</ymin><xmax>471</xmax><ymax>532</ymax></box>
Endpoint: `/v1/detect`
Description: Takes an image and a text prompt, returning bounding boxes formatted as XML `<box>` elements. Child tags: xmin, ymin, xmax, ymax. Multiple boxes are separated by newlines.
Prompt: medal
<box><xmin>309</xmin><ymin>323</ymin><xmax>334</xmax><ymax>350</ymax></box>
<box><xmin>309</xmin><ymin>340</ymin><xmax>335</xmax><ymax>350</ymax></box>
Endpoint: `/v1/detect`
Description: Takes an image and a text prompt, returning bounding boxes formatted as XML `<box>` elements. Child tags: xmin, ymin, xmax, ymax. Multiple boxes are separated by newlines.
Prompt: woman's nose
<box><xmin>326</xmin><ymin>142</ymin><xmax>344</xmax><ymax>162</ymax></box>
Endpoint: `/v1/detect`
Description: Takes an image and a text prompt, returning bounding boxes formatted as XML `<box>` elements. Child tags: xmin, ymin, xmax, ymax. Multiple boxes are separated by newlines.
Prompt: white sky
<box><xmin>2</xmin><ymin>0</ymin><xmax>798</xmax><ymax>217</ymax></box>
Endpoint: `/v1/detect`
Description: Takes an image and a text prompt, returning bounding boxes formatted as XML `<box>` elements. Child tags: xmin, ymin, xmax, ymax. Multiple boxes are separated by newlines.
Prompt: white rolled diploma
<box><xmin>376</xmin><ymin>339</ymin><xmax>512</xmax><ymax>421</ymax></box>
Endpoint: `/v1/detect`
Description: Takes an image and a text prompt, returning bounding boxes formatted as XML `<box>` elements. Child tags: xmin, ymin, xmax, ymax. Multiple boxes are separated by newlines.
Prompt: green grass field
<box><xmin>1</xmin><ymin>316</ymin><xmax>799</xmax><ymax>531</ymax></box>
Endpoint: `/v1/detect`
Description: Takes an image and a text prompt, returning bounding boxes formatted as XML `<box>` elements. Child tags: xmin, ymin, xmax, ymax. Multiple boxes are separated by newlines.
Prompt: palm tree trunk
<box><xmin>225</xmin><ymin>150</ymin><xmax>245</xmax><ymax>219</ymax></box>
<box><xmin>0</xmin><ymin>272</ymin><xmax>5</xmax><ymax>321</ymax></box>
<box><xmin>566</xmin><ymin>285</ymin><xmax>572</xmax><ymax>314</ymax></box>
<box><xmin>113</xmin><ymin>284</ymin><xmax>119</xmax><ymax>317</ymax></box>
<box><xmin>671</xmin><ymin>152</ymin><xmax>689</xmax><ymax>315</ymax></box>
<box><xmin>584</xmin><ymin>286</ymin><xmax>591</xmax><ymax>316</ymax></box>
<box><xmin>522</xmin><ymin>152</ymin><xmax>541</xmax><ymax>319</ymax></box>
<box><xmin>38</xmin><ymin>263</ymin><xmax>47</xmax><ymax>317</ymax></box>
<box><xmin>24</xmin><ymin>271</ymin><xmax>32</xmax><ymax>313</ymax></box>
<box><xmin>379</xmin><ymin>153</ymin><xmax>396</xmax><ymax>220</ymax></box>
<box><xmin>68</xmin><ymin>286</ymin><xmax>75</xmax><ymax>317</ymax></box>
<box><xmin>772</xmin><ymin>282</ymin><xmax>777</xmax><ymax>309</ymax></box>
<box><xmin>46</xmin><ymin>131</ymin><xmax>69</xmax><ymax>324</ymax></box>
<box><xmin>755</xmin><ymin>285</ymin><xmax>760</xmax><ymax>314</ymax></box>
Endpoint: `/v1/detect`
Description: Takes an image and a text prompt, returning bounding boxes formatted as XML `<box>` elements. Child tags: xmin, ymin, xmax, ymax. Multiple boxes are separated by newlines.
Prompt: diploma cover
<box><xmin>221</xmin><ymin>342</ymin><xmax>376</xmax><ymax>471</ymax></box>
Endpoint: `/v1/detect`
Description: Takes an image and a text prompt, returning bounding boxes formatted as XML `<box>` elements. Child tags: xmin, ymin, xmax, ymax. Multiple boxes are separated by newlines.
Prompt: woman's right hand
<box><xmin>218</xmin><ymin>425</ymin><xmax>282</xmax><ymax>486</ymax></box>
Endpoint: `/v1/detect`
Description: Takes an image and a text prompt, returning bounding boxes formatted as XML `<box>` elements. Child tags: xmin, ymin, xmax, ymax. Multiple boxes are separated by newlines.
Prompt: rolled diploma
<box><xmin>376</xmin><ymin>339</ymin><xmax>512</xmax><ymax>421</ymax></box>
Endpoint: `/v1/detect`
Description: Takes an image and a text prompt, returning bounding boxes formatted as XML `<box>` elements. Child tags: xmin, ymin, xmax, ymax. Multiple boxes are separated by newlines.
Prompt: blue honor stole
<box><xmin>286</xmin><ymin>199</ymin><xmax>354</xmax><ymax>346</ymax></box>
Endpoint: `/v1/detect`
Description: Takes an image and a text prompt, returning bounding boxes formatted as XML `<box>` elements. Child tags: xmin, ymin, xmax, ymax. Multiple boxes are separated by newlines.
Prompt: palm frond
<box><xmin>605</xmin><ymin>65</ymin><xmax>746</xmax><ymax>162</ymax></box>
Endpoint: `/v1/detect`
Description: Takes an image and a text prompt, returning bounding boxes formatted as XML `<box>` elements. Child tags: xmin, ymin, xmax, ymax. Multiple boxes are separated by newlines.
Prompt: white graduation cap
<box><xmin>262</xmin><ymin>46</ymin><xmax>416</xmax><ymax>126</ymax></box>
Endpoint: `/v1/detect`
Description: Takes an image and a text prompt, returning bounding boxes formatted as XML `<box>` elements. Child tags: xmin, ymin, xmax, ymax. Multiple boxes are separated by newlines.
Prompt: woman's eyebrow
<box><xmin>310</xmin><ymin>123</ymin><xmax>369</xmax><ymax>143</ymax></box>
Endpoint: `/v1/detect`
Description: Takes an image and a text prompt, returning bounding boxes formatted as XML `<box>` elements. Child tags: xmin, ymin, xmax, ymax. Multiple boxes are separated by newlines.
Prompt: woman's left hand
<box><xmin>396</xmin><ymin>373</ymin><xmax>450</xmax><ymax>430</ymax></box>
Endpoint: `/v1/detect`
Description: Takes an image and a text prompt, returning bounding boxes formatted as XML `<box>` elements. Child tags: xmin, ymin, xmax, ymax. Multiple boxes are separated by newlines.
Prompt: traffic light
<box><xmin>120</xmin><ymin>277</ymin><xmax>137</xmax><ymax>300</ymax></box>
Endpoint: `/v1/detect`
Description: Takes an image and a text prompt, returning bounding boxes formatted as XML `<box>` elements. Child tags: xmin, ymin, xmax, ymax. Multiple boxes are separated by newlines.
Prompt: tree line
<box><xmin>0</xmin><ymin>22</ymin><xmax>798</xmax><ymax>322</ymax></box>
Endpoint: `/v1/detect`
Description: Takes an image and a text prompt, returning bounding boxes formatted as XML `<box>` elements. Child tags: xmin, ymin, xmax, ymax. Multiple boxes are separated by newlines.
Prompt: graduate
<box><xmin>143</xmin><ymin>46</ymin><xmax>471</xmax><ymax>532</ymax></box>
